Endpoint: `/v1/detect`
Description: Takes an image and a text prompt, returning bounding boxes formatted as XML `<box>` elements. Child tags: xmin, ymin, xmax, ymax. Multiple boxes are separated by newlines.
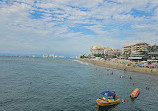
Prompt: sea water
<box><xmin>0</xmin><ymin>57</ymin><xmax>158</xmax><ymax>111</ymax></box>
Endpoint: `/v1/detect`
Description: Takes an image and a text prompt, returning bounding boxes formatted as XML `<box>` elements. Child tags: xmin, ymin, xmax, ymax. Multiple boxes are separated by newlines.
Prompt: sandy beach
<box><xmin>78</xmin><ymin>59</ymin><xmax>158</xmax><ymax>75</ymax></box>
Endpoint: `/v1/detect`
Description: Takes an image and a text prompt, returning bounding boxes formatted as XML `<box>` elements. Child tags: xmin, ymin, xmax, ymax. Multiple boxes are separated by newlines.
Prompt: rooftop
<box><xmin>123</xmin><ymin>42</ymin><xmax>149</xmax><ymax>48</ymax></box>
<box><xmin>133</xmin><ymin>42</ymin><xmax>149</xmax><ymax>46</ymax></box>
<box><xmin>124</xmin><ymin>46</ymin><xmax>131</xmax><ymax>48</ymax></box>
<box><xmin>91</xmin><ymin>46</ymin><xmax>113</xmax><ymax>50</ymax></box>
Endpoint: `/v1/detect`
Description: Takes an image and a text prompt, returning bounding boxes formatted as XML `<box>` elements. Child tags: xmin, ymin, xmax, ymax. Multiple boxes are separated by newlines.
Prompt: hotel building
<box><xmin>122</xmin><ymin>42</ymin><xmax>150</xmax><ymax>60</ymax></box>
<box><xmin>122</xmin><ymin>46</ymin><xmax>131</xmax><ymax>57</ymax></box>
<box><xmin>90</xmin><ymin>46</ymin><xmax>121</xmax><ymax>57</ymax></box>
<box><xmin>131</xmin><ymin>43</ymin><xmax>149</xmax><ymax>57</ymax></box>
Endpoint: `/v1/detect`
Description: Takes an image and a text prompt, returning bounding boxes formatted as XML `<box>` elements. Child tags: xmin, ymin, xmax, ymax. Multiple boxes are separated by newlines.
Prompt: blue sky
<box><xmin>0</xmin><ymin>0</ymin><xmax>158</xmax><ymax>57</ymax></box>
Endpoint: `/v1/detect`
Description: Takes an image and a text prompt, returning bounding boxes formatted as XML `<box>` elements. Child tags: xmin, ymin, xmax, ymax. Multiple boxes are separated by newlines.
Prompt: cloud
<box><xmin>0</xmin><ymin>0</ymin><xmax>158</xmax><ymax>56</ymax></box>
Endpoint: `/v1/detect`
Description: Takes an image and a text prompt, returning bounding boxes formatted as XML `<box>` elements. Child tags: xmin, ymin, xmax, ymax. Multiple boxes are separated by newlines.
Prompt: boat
<box><xmin>96</xmin><ymin>91</ymin><xmax>121</xmax><ymax>106</ymax></box>
<box><xmin>130</xmin><ymin>88</ymin><xmax>140</xmax><ymax>98</ymax></box>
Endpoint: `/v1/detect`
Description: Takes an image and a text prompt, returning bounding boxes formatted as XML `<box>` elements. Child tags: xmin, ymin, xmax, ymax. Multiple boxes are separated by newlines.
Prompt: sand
<box><xmin>78</xmin><ymin>59</ymin><xmax>158</xmax><ymax>76</ymax></box>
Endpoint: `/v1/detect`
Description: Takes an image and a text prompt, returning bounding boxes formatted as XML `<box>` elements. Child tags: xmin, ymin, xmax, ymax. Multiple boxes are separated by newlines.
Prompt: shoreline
<box><xmin>77</xmin><ymin>59</ymin><xmax>158</xmax><ymax>76</ymax></box>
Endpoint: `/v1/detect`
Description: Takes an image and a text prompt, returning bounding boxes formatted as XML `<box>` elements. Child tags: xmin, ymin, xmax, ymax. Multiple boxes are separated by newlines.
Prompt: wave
<box><xmin>73</xmin><ymin>60</ymin><xmax>89</xmax><ymax>65</ymax></box>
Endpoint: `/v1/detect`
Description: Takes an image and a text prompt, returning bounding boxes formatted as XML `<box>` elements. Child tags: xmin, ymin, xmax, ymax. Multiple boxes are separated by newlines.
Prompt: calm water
<box><xmin>0</xmin><ymin>57</ymin><xmax>158</xmax><ymax>111</ymax></box>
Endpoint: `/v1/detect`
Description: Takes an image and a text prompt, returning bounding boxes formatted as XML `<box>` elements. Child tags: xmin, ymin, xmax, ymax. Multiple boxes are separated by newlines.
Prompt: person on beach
<box><xmin>130</xmin><ymin>76</ymin><xmax>132</xmax><ymax>80</ymax></box>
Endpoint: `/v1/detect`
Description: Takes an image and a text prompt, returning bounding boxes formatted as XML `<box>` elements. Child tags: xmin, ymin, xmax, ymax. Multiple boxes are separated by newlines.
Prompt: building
<box><xmin>42</xmin><ymin>55</ymin><xmax>48</xmax><ymax>58</ymax></box>
<box><xmin>131</xmin><ymin>43</ymin><xmax>149</xmax><ymax>57</ymax></box>
<box><xmin>128</xmin><ymin>57</ymin><xmax>145</xmax><ymax>62</ymax></box>
<box><xmin>90</xmin><ymin>46</ymin><xmax>121</xmax><ymax>57</ymax></box>
<box><xmin>148</xmin><ymin>52</ymin><xmax>158</xmax><ymax>60</ymax></box>
<box><xmin>49</xmin><ymin>54</ymin><xmax>55</xmax><ymax>58</ymax></box>
<box><xmin>122</xmin><ymin>42</ymin><xmax>150</xmax><ymax>58</ymax></box>
<box><xmin>113</xmin><ymin>49</ymin><xmax>122</xmax><ymax>56</ymax></box>
<box><xmin>90</xmin><ymin>46</ymin><xmax>113</xmax><ymax>56</ymax></box>
<box><xmin>90</xmin><ymin>46</ymin><xmax>105</xmax><ymax>55</ymax></box>
<box><xmin>122</xmin><ymin>46</ymin><xmax>131</xmax><ymax>58</ymax></box>
<box><xmin>147</xmin><ymin>45</ymin><xmax>158</xmax><ymax>60</ymax></box>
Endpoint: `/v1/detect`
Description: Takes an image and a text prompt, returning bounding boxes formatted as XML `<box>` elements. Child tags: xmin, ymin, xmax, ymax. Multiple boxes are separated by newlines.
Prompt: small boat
<box><xmin>130</xmin><ymin>88</ymin><xmax>140</xmax><ymax>98</ymax></box>
<box><xmin>96</xmin><ymin>91</ymin><xmax>121</xmax><ymax>106</ymax></box>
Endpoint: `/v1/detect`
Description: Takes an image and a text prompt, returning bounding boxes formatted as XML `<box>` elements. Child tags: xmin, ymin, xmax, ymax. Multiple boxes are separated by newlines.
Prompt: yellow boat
<box><xmin>96</xmin><ymin>97</ymin><xmax>121</xmax><ymax>106</ymax></box>
<box><xmin>96</xmin><ymin>91</ymin><xmax>121</xmax><ymax>106</ymax></box>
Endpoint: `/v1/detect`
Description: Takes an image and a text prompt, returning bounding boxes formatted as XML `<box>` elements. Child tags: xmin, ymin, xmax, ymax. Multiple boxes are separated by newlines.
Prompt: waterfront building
<box><xmin>42</xmin><ymin>55</ymin><xmax>48</xmax><ymax>58</ymax></box>
<box><xmin>90</xmin><ymin>46</ymin><xmax>121</xmax><ymax>57</ymax></box>
<box><xmin>131</xmin><ymin>43</ymin><xmax>150</xmax><ymax>57</ymax></box>
<box><xmin>122</xmin><ymin>42</ymin><xmax>150</xmax><ymax>58</ymax></box>
<box><xmin>122</xmin><ymin>46</ymin><xmax>131</xmax><ymax>58</ymax></box>
<box><xmin>90</xmin><ymin>46</ymin><xmax>113</xmax><ymax>56</ymax></box>
<box><xmin>113</xmin><ymin>49</ymin><xmax>122</xmax><ymax>56</ymax></box>
<box><xmin>58</xmin><ymin>56</ymin><xmax>66</xmax><ymax>58</ymax></box>
<box><xmin>147</xmin><ymin>45</ymin><xmax>158</xmax><ymax>60</ymax></box>
<box><xmin>49</xmin><ymin>54</ymin><xmax>55</xmax><ymax>58</ymax></box>
<box><xmin>148</xmin><ymin>52</ymin><xmax>158</xmax><ymax>60</ymax></box>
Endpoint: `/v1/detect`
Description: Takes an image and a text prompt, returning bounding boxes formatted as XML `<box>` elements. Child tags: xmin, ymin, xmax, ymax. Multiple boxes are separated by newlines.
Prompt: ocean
<box><xmin>0</xmin><ymin>57</ymin><xmax>158</xmax><ymax>111</ymax></box>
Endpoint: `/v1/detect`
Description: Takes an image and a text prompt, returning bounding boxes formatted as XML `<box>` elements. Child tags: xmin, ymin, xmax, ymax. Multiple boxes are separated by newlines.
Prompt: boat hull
<box><xmin>96</xmin><ymin>98</ymin><xmax>121</xmax><ymax>106</ymax></box>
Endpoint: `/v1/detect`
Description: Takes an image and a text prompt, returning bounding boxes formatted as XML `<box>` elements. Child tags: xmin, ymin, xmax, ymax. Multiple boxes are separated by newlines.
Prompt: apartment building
<box><xmin>122</xmin><ymin>42</ymin><xmax>150</xmax><ymax>59</ymax></box>
<box><xmin>131</xmin><ymin>43</ymin><xmax>149</xmax><ymax>57</ymax></box>
<box><xmin>90</xmin><ymin>46</ymin><xmax>113</xmax><ymax>55</ymax></box>
<box><xmin>122</xmin><ymin>46</ymin><xmax>131</xmax><ymax>57</ymax></box>
<box><xmin>90</xmin><ymin>46</ymin><xmax>121</xmax><ymax>57</ymax></box>
<box><xmin>148</xmin><ymin>52</ymin><xmax>158</xmax><ymax>59</ymax></box>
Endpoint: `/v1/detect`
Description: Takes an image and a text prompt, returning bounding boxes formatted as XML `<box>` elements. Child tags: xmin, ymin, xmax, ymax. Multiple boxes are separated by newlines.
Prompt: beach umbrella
<box><xmin>145</xmin><ymin>64</ymin><xmax>149</xmax><ymax>67</ymax></box>
<box><xmin>149</xmin><ymin>65</ymin><xmax>154</xmax><ymax>67</ymax></box>
<box><xmin>100</xmin><ymin>91</ymin><xmax>114</xmax><ymax>97</ymax></box>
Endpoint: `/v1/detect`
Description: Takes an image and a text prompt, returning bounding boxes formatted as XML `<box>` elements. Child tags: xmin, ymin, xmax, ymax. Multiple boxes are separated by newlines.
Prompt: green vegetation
<box><xmin>123</xmin><ymin>51</ymin><xmax>131</xmax><ymax>58</ymax></box>
<box><xmin>80</xmin><ymin>54</ymin><xmax>87</xmax><ymax>58</ymax></box>
<box><xmin>148</xmin><ymin>45</ymin><xmax>158</xmax><ymax>52</ymax></box>
<box><xmin>138</xmin><ymin>50</ymin><xmax>148</xmax><ymax>55</ymax></box>
<box><xmin>94</xmin><ymin>54</ymin><xmax>105</xmax><ymax>57</ymax></box>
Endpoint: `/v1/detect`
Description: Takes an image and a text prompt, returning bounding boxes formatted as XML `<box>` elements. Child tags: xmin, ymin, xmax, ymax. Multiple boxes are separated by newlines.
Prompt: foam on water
<box><xmin>73</xmin><ymin>59</ymin><xmax>89</xmax><ymax>65</ymax></box>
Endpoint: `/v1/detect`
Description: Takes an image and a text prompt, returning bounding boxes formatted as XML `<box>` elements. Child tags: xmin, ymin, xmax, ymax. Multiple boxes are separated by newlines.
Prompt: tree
<box><xmin>148</xmin><ymin>45</ymin><xmax>158</xmax><ymax>52</ymax></box>
<box><xmin>80</xmin><ymin>54</ymin><xmax>87</xmax><ymax>58</ymax></box>
<box><xmin>94</xmin><ymin>53</ymin><xmax>104</xmax><ymax>57</ymax></box>
<box><xmin>123</xmin><ymin>51</ymin><xmax>131</xmax><ymax>58</ymax></box>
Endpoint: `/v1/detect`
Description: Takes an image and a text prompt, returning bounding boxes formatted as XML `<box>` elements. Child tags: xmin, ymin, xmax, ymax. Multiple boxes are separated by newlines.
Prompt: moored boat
<box><xmin>130</xmin><ymin>88</ymin><xmax>140</xmax><ymax>98</ymax></box>
<box><xmin>96</xmin><ymin>98</ymin><xmax>121</xmax><ymax>106</ymax></box>
<box><xmin>96</xmin><ymin>91</ymin><xmax>121</xmax><ymax>107</ymax></box>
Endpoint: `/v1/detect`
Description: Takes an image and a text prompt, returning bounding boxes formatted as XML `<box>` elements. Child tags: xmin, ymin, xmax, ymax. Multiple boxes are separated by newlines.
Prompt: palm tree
<box><xmin>148</xmin><ymin>45</ymin><xmax>158</xmax><ymax>52</ymax></box>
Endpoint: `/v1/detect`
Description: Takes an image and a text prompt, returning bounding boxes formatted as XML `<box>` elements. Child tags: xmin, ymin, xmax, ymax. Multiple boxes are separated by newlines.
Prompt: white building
<box><xmin>90</xmin><ymin>46</ymin><xmax>121</xmax><ymax>57</ymax></box>
<box><xmin>42</xmin><ymin>55</ymin><xmax>48</xmax><ymax>58</ymax></box>
<box><xmin>49</xmin><ymin>54</ymin><xmax>55</xmax><ymax>58</ymax></box>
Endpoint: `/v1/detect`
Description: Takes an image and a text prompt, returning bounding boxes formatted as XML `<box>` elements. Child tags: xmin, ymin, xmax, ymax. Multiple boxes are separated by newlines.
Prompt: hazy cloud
<box><xmin>0</xmin><ymin>0</ymin><xmax>158</xmax><ymax>56</ymax></box>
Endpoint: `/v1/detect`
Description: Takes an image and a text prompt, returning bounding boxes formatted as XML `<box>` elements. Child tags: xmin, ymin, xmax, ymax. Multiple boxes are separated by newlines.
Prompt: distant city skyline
<box><xmin>0</xmin><ymin>0</ymin><xmax>158</xmax><ymax>57</ymax></box>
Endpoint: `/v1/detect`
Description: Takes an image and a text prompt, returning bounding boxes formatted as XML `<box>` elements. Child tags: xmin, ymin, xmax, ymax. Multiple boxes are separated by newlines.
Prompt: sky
<box><xmin>0</xmin><ymin>0</ymin><xmax>158</xmax><ymax>57</ymax></box>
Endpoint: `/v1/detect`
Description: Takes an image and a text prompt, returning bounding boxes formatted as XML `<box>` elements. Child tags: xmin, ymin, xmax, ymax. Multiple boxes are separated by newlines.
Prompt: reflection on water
<box><xmin>130</xmin><ymin>98</ymin><xmax>135</xmax><ymax>103</ymax></box>
<box><xmin>97</xmin><ymin>104</ymin><xmax>119</xmax><ymax>111</ymax></box>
